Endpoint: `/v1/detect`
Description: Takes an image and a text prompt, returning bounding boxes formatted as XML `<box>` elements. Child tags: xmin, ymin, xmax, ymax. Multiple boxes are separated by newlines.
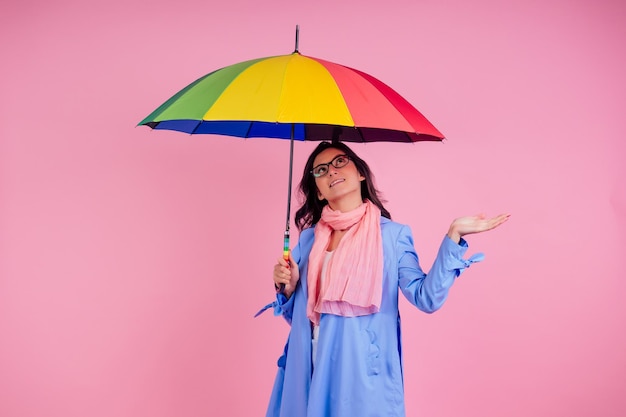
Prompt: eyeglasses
<box><xmin>311</xmin><ymin>154</ymin><xmax>351</xmax><ymax>178</ymax></box>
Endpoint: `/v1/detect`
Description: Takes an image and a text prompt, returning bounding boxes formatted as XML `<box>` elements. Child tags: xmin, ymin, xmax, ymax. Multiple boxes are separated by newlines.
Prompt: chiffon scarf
<box><xmin>306</xmin><ymin>200</ymin><xmax>383</xmax><ymax>325</ymax></box>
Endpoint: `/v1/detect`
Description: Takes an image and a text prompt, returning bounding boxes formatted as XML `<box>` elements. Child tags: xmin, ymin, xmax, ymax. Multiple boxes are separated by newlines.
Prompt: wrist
<box><xmin>275</xmin><ymin>282</ymin><xmax>294</xmax><ymax>299</ymax></box>
<box><xmin>283</xmin><ymin>286</ymin><xmax>294</xmax><ymax>299</ymax></box>
<box><xmin>447</xmin><ymin>226</ymin><xmax>461</xmax><ymax>244</ymax></box>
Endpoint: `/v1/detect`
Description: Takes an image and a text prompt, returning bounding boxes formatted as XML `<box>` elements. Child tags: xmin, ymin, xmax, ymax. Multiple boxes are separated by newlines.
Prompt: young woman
<box><xmin>260</xmin><ymin>141</ymin><xmax>509</xmax><ymax>417</ymax></box>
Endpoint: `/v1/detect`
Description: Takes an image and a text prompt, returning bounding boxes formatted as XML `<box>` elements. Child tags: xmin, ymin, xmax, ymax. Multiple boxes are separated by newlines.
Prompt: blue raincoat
<box><xmin>259</xmin><ymin>218</ymin><xmax>482</xmax><ymax>417</ymax></box>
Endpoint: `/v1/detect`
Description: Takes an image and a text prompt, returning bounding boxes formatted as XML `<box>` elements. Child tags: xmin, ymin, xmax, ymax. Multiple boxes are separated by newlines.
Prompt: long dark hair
<box><xmin>295</xmin><ymin>141</ymin><xmax>391</xmax><ymax>231</ymax></box>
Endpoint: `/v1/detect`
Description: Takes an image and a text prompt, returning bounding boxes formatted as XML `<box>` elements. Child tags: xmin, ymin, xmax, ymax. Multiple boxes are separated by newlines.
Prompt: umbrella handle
<box><xmin>283</xmin><ymin>230</ymin><xmax>290</xmax><ymax>263</ymax></box>
<box><xmin>277</xmin><ymin>230</ymin><xmax>290</xmax><ymax>292</ymax></box>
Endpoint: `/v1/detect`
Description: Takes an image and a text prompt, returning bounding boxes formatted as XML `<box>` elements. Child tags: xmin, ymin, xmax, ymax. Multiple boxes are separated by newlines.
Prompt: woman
<box><xmin>260</xmin><ymin>141</ymin><xmax>509</xmax><ymax>417</ymax></box>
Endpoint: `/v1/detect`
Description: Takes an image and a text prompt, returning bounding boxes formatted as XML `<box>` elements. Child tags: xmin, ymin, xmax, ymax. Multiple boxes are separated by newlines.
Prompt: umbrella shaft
<box><xmin>280</xmin><ymin>125</ymin><xmax>295</xmax><ymax>291</ymax></box>
<box><xmin>286</xmin><ymin>125</ymin><xmax>294</xmax><ymax>233</ymax></box>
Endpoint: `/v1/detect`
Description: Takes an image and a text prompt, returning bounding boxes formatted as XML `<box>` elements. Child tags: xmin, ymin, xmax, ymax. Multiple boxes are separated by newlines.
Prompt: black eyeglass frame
<box><xmin>310</xmin><ymin>154</ymin><xmax>351</xmax><ymax>178</ymax></box>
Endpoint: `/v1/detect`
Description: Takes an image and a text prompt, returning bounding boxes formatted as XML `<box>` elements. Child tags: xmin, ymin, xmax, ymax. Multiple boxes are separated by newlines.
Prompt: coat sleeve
<box><xmin>396</xmin><ymin>225</ymin><xmax>483</xmax><ymax>313</ymax></box>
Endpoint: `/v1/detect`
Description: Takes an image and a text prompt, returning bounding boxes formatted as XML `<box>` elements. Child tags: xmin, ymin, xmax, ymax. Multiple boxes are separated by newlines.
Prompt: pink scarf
<box><xmin>306</xmin><ymin>200</ymin><xmax>384</xmax><ymax>325</ymax></box>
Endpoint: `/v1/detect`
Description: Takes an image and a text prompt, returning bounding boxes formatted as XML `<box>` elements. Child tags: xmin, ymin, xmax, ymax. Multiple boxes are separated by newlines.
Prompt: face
<box><xmin>312</xmin><ymin>147</ymin><xmax>365</xmax><ymax>209</ymax></box>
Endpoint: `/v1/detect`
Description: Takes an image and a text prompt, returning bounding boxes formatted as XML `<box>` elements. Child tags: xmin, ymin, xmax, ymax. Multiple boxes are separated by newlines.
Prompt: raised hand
<box><xmin>447</xmin><ymin>213</ymin><xmax>510</xmax><ymax>243</ymax></box>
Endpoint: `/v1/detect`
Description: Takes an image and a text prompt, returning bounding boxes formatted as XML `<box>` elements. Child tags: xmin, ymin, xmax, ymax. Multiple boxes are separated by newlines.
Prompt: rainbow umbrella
<box><xmin>139</xmin><ymin>27</ymin><xmax>444</xmax><ymax>261</ymax></box>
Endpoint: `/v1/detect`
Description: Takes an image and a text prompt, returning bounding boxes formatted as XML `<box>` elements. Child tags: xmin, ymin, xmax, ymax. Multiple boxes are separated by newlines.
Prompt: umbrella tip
<box><xmin>294</xmin><ymin>24</ymin><xmax>300</xmax><ymax>53</ymax></box>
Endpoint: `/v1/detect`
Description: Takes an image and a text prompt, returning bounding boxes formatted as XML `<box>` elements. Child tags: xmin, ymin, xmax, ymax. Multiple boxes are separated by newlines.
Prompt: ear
<box><xmin>317</xmin><ymin>190</ymin><xmax>325</xmax><ymax>201</ymax></box>
<box><xmin>359</xmin><ymin>174</ymin><xmax>365</xmax><ymax>181</ymax></box>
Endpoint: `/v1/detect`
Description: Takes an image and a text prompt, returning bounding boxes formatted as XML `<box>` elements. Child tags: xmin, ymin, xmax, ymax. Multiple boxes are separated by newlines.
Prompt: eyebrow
<box><xmin>313</xmin><ymin>154</ymin><xmax>344</xmax><ymax>167</ymax></box>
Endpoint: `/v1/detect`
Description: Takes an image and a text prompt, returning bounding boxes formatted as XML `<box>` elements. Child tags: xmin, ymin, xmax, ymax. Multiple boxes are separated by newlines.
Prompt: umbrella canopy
<box><xmin>139</xmin><ymin>31</ymin><xmax>444</xmax><ymax>267</ymax></box>
<box><xmin>139</xmin><ymin>52</ymin><xmax>444</xmax><ymax>143</ymax></box>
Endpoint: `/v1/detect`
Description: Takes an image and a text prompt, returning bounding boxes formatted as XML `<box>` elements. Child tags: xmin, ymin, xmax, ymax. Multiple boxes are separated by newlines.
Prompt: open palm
<box><xmin>448</xmin><ymin>213</ymin><xmax>510</xmax><ymax>242</ymax></box>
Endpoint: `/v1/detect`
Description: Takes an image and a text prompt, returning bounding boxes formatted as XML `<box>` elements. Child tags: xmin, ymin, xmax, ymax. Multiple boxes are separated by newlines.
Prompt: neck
<box><xmin>327</xmin><ymin>195</ymin><xmax>363</xmax><ymax>213</ymax></box>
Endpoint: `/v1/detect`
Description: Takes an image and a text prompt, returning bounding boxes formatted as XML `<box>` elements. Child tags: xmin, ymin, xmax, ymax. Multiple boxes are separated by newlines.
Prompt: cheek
<box><xmin>314</xmin><ymin>182</ymin><xmax>324</xmax><ymax>198</ymax></box>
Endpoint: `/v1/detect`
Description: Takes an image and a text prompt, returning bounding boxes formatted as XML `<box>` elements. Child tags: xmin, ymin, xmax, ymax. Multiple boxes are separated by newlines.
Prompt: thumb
<box><xmin>288</xmin><ymin>251</ymin><xmax>297</xmax><ymax>267</ymax></box>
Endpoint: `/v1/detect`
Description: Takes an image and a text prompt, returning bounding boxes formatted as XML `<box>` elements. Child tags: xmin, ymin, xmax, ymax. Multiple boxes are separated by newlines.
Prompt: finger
<box><xmin>273</xmin><ymin>265</ymin><xmax>281</xmax><ymax>277</ymax></box>
<box><xmin>274</xmin><ymin>269</ymin><xmax>290</xmax><ymax>284</ymax></box>
<box><xmin>274</xmin><ymin>274</ymin><xmax>288</xmax><ymax>285</ymax></box>
<box><xmin>487</xmin><ymin>214</ymin><xmax>510</xmax><ymax>230</ymax></box>
<box><xmin>275</xmin><ymin>262</ymin><xmax>289</xmax><ymax>272</ymax></box>
<box><xmin>274</xmin><ymin>264</ymin><xmax>290</xmax><ymax>275</ymax></box>
<box><xmin>493</xmin><ymin>213</ymin><xmax>511</xmax><ymax>224</ymax></box>
<box><xmin>275</xmin><ymin>277</ymin><xmax>289</xmax><ymax>286</ymax></box>
<box><xmin>288</xmin><ymin>252</ymin><xmax>297</xmax><ymax>268</ymax></box>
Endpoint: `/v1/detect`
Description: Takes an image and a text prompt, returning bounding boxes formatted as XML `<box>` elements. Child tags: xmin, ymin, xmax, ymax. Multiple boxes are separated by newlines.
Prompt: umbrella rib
<box><xmin>190</xmin><ymin>121</ymin><xmax>201</xmax><ymax>135</ymax></box>
<box><xmin>244</xmin><ymin>121</ymin><xmax>254</xmax><ymax>139</ymax></box>
<box><xmin>356</xmin><ymin>126</ymin><xmax>366</xmax><ymax>143</ymax></box>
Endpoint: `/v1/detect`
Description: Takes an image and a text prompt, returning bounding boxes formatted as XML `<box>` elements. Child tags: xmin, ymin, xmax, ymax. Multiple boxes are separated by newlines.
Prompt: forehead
<box><xmin>313</xmin><ymin>148</ymin><xmax>344</xmax><ymax>166</ymax></box>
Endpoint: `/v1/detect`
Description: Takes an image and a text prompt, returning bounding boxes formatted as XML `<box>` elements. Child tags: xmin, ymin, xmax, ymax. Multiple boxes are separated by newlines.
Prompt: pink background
<box><xmin>1</xmin><ymin>0</ymin><xmax>625</xmax><ymax>416</ymax></box>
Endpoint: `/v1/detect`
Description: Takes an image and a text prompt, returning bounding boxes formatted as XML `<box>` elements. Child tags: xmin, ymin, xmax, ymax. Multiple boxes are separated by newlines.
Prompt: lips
<box><xmin>329</xmin><ymin>179</ymin><xmax>345</xmax><ymax>188</ymax></box>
